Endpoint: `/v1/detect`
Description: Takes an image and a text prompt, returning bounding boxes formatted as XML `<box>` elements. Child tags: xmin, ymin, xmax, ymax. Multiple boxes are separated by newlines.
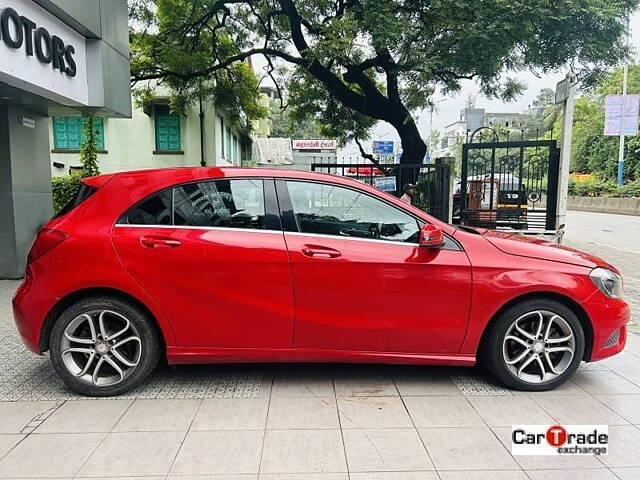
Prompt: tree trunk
<box><xmin>395</xmin><ymin>118</ymin><xmax>428</xmax><ymax>188</ymax></box>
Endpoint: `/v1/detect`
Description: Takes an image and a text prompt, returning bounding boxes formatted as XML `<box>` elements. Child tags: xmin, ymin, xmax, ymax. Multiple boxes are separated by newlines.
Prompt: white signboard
<box><xmin>0</xmin><ymin>0</ymin><xmax>88</xmax><ymax>106</ymax></box>
<box><xmin>604</xmin><ymin>94</ymin><xmax>639</xmax><ymax>136</ymax></box>
<box><xmin>374</xmin><ymin>176</ymin><xmax>397</xmax><ymax>192</ymax></box>
<box><xmin>292</xmin><ymin>139</ymin><xmax>337</xmax><ymax>150</ymax></box>
<box><xmin>17</xmin><ymin>115</ymin><xmax>34</xmax><ymax>128</ymax></box>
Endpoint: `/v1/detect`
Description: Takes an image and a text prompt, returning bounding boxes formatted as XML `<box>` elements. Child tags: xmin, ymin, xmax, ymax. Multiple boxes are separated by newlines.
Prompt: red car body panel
<box><xmin>284</xmin><ymin>232</ymin><xmax>472</xmax><ymax>354</ymax></box>
<box><xmin>112</xmin><ymin>226</ymin><xmax>294</xmax><ymax>349</ymax></box>
<box><xmin>478</xmin><ymin>228</ymin><xmax>618</xmax><ymax>270</ymax></box>
<box><xmin>12</xmin><ymin>167</ymin><xmax>629</xmax><ymax>368</ymax></box>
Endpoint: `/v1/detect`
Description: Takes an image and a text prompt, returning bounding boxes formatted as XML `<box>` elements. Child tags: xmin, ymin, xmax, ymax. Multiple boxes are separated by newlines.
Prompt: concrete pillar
<box><xmin>0</xmin><ymin>105</ymin><xmax>53</xmax><ymax>279</ymax></box>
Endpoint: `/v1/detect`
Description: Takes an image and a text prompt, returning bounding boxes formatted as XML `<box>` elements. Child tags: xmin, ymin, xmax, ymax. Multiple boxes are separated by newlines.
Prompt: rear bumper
<box><xmin>582</xmin><ymin>293</ymin><xmax>630</xmax><ymax>361</ymax></box>
<box><xmin>12</xmin><ymin>266</ymin><xmax>58</xmax><ymax>354</ymax></box>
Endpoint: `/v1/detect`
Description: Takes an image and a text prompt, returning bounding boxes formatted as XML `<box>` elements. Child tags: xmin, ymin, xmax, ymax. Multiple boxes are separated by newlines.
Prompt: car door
<box><xmin>278</xmin><ymin>179</ymin><xmax>472</xmax><ymax>354</ymax></box>
<box><xmin>112</xmin><ymin>178</ymin><xmax>294</xmax><ymax>349</ymax></box>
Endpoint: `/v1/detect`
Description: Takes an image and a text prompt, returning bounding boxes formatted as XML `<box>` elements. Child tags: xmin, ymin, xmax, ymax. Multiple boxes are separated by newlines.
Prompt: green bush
<box><xmin>568</xmin><ymin>178</ymin><xmax>640</xmax><ymax>198</ymax></box>
<box><xmin>52</xmin><ymin>174</ymin><xmax>81</xmax><ymax>213</ymax></box>
<box><xmin>618</xmin><ymin>179</ymin><xmax>640</xmax><ymax>197</ymax></box>
<box><xmin>568</xmin><ymin>179</ymin><xmax>616</xmax><ymax>197</ymax></box>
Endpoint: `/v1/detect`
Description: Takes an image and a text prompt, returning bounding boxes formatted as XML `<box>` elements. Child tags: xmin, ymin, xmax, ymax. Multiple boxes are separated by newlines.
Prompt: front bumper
<box><xmin>12</xmin><ymin>267</ymin><xmax>58</xmax><ymax>354</ymax></box>
<box><xmin>582</xmin><ymin>292</ymin><xmax>630</xmax><ymax>361</ymax></box>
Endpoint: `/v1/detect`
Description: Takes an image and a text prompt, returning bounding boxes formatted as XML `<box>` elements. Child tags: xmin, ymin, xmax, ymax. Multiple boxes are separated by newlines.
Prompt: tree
<box><xmin>129</xmin><ymin>0</ymin><xmax>267</xmax><ymax>134</ymax></box>
<box><xmin>131</xmin><ymin>0</ymin><xmax>637</xmax><ymax>169</ymax></box>
<box><xmin>269</xmin><ymin>98</ymin><xmax>323</xmax><ymax>138</ymax></box>
<box><xmin>521</xmin><ymin>88</ymin><xmax>561</xmax><ymax>139</ymax></box>
<box><xmin>569</xmin><ymin>97</ymin><xmax>603</xmax><ymax>172</ymax></box>
<box><xmin>80</xmin><ymin>116</ymin><xmax>100</xmax><ymax>177</ymax></box>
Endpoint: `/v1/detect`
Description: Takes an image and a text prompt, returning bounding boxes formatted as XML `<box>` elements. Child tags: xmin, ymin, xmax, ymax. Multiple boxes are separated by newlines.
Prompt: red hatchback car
<box><xmin>13</xmin><ymin>167</ymin><xmax>629</xmax><ymax>396</ymax></box>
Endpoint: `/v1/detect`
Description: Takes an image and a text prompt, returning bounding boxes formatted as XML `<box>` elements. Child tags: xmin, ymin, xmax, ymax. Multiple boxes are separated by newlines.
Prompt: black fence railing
<box><xmin>459</xmin><ymin>138</ymin><xmax>559</xmax><ymax>231</ymax></box>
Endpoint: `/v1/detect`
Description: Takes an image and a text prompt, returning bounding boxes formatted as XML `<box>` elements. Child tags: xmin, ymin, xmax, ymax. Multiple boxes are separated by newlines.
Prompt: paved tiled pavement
<box><xmin>1</xmin><ymin>347</ymin><xmax>640</xmax><ymax>478</ymax></box>
<box><xmin>1</xmin><ymin>210</ymin><xmax>639</xmax><ymax>478</ymax></box>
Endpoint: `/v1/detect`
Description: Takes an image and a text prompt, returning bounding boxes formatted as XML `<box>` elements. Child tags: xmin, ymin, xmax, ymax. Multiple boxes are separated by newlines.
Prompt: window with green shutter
<box><xmin>52</xmin><ymin>117</ymin><xmax>105</xmax><ymax>151</ymax></box>
<box><xmin>155</xmin><ymin>106</ymin><xmax>182</xmax><ymax>152</ymax></box>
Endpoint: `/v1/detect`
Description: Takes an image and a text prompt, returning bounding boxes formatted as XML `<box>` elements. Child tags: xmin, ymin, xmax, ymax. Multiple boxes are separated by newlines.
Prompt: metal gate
<box><xmin>311</xmin><ymin>162</ymin><xmax>451</xmax><ymax>222</ymax></box>
<box><xmin>458</xmin><ymin>138</ymin><xmax>560</xmax><ymax>231</ymax></box>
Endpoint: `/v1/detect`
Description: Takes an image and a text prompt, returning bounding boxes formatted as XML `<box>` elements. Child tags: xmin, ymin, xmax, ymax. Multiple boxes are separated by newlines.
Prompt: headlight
<box><xmin>590</xmin><ymin>267</ymin><xmax>623</xmax><ymax>298</ymax></box>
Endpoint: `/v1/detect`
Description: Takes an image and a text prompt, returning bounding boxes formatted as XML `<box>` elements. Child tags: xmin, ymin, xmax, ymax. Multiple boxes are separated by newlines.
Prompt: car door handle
<box><xmin>301</xmin><ymin>245</ymin><xmax>342</xmax><ymax>259</ymax></box>
<box><xmin>140</xmin><ymin>235</ymin><xmax>182</xmax><ymax>248</ymax></box>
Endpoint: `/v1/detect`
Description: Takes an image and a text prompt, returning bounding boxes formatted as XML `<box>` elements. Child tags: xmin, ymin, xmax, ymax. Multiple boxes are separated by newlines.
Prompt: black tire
<box><xmin>482</xmin><ymin>298</ymin><xmax>585</xmax><ymax>391</ymax></box>
<box><xmin>50</xmin><ymin>296</ymin><xmax>161</xmax><ymax>397</ymax></box>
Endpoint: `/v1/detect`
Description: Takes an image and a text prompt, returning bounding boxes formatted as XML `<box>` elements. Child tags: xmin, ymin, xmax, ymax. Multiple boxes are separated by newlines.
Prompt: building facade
<box><xmin>49</xmin><ymin>88</ymin><xmax>251</xmax><ymax>176</ymax></box>
<box><xmin>0</xmin><ymin>0</ymin><xmax>130</xmax><ymax>278</ymax></box>
<box><xmin>435</xmin><ymin>107</ymin><xmax>529</xmax><ymax>157</ymax></box>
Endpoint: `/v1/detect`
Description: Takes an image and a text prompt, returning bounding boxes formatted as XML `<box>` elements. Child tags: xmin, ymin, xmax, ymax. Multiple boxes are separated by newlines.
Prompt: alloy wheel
<box><xmin>60</xmin><ymin>310</ymin><xmax>142</xmax><ymax>387</ymax></box>
<box><xmin>502</xmin><ymin>310</ymin><xmax>575</xmax><ymax>384</ymax></box>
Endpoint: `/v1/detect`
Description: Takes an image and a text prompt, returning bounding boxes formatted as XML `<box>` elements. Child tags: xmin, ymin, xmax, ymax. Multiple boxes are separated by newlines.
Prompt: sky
<box><xmin>253</xmin><ymin>11</ymin><xmax>640</xmax><ymax>159</ymax></box>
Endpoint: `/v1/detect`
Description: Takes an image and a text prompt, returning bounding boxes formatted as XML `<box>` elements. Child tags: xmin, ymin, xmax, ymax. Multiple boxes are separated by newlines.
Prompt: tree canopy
<box><xmin>130</xmin><ymin>0</ymin><xmax>638</xmax><ymax>164</ymax></box>
<box><xmin>269</xmin><ymin>98</ymin><xmax>323</xmax><ymax>139</ymax></box>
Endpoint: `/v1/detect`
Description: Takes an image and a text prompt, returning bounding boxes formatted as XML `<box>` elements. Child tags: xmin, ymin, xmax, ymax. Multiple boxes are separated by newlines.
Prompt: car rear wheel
<box><xmin>483</xmin><ymin>298</ymin><xmax>585</xmax><ymax>391</ymax></box>
<box><xmin>50</xmin><ymin>296</ymin><xmax>160</xmax><ymax>397</ymax></box>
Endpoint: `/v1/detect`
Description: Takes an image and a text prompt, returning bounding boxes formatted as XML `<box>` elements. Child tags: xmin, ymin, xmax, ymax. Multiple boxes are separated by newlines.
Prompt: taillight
<box><xmin>27</xmin><ymin>228</ymin><xmax>67</xmax><ymax>263</ymax></box>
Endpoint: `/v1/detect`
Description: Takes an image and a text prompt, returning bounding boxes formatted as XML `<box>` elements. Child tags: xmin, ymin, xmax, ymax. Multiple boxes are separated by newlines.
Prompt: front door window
<box><xmin>286</xmin><ymin>181</ymin><xmax>420</xmax><ymax>243</ymax></box>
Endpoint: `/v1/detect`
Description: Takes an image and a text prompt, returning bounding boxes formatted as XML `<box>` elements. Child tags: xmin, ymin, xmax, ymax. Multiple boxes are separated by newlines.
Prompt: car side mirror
<box><xmin>419</xmin><ymin>224</ymin><xmax>444</xmax><ymax>249</ymax></box>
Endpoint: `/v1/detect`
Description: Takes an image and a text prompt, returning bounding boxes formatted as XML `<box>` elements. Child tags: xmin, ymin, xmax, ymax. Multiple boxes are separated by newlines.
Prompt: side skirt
<box><xmin>166</xmin><ymin>346</ymin><xmax>476</xmax><ymax>367</ymax></box>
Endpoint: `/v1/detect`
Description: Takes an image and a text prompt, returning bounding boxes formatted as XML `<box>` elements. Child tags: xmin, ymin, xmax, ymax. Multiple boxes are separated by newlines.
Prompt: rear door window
<box><xmin>173</xmin><ymin>179</ymin><xmax>266</xmax><ymax>229</ymax></box>
<box><xmin>117</xmin><ymin>188</ymin><xmax>172</xmax><ymax>225</ymax></box>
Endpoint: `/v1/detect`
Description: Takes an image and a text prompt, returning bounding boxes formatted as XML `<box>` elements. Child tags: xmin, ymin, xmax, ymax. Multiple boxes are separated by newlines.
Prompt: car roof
<box><xmin>85</xmin><ymin>166</ymin><xmax>378</xmax><ymax>192</ymax></box>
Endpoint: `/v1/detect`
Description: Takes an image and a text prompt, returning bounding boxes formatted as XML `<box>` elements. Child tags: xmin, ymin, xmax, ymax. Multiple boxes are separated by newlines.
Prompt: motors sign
<box><xmin>0</xmin><ymin>5</ymin><xmax>77</xmax><ymax>76</ymax></box>
<box><xmin>0</xmin><ymin>0</ymin><xmax>88</xmax><ymax>105</ymax></box>
<box><xmin>292</xmin><ymin>139</ymin><xmax>337</xmax><ymax>150</ymax></box>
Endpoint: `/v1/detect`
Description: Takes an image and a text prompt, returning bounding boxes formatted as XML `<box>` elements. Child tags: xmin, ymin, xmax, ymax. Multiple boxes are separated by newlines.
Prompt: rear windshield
<box><xmin>54</xmin><ymin>182</ymin><xmax>97</xmax><ymax>218</ymax></box>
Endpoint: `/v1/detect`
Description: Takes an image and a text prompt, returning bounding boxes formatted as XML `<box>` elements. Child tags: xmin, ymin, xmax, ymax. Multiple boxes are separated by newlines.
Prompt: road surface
<box><xmin>564</xmin><ymin>210</ymin><xmax>639</xmax><ymax>332</ymax></box>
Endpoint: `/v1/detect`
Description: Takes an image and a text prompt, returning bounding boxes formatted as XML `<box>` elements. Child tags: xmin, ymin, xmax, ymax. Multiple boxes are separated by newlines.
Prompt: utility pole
<box><xmin>555</xmin><ymin>72</ymin><xmax>577</xmax><ymax>234</ymax></box>
<box><xmin>426</xmin><ymin>99</ymin><xmax>444</xmax><ymax>163</ymax></box>
<box><xmin>427</xmin><ymin>106</ymin><xmax>434</xmax><ymax>160</ymax></box>
<box><xmin>617</xmin><ymin>16</ymin><xmax>631</xmax><ymax>186</ymax></box>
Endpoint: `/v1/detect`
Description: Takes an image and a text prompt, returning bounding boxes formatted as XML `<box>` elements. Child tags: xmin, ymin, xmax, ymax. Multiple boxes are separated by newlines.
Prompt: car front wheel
<box><xmin>50</xmin><ymin>296</ymin><xmax>160</xmax><ymax>396</ymax></box>
<box><xmin>484</xmin><ymin>299</ymin><xmax>585</xmax><ymax>391</ymax></box>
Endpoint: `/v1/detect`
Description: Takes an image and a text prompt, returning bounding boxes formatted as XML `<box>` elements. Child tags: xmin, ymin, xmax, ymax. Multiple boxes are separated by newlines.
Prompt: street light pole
<box><xmin>617</xmin><ymin>63</ymin><xmax>629</xmax><ymax>186</ymax></box>
<box><xmin>556</xmin><ymin>72</ymin><xmax>577</xmax><ymax>233</ymax></box>
<box><xmin>617</xmin><ymin>16</ymin><xmax>630</xmax><ymax>186</ymax></box>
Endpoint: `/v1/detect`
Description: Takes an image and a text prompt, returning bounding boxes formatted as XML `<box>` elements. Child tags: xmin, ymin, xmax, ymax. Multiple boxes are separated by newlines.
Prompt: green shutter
<box><xmin>53</xmin><ymin>117</ymin><xmax>104</xmax><ymax>151</ymax></box>
<box><xmin>67</xmin><ymin>118</ymin><xmax>82</xmax><ymax>150</ymax></box>
<box><xmin>53</xmin><ymin>117</ymin><xmax>68</xmax><ymax>149</ymax></box>
<box><xmin>53</xmin><ymin>117</ymin><xmax>82</xmax><ymax>150</ymax></box>
<box><xmin>156</xmin><ymin>114</ymin><xmax>181</xmax><ymax>151</ymax></box>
